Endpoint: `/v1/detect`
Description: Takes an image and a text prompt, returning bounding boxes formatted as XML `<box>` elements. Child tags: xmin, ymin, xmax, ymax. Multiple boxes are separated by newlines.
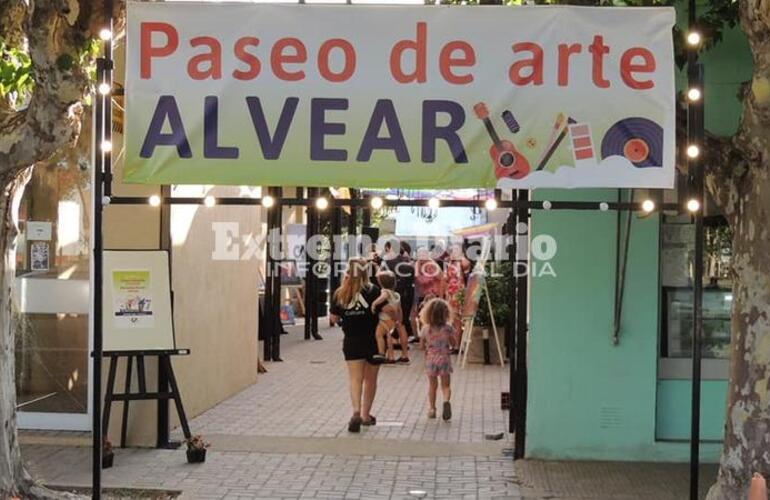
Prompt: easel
<box><xmin>458</xmin><ymin>278</ymin><xmax>504</xmax><ymax>368</ymax></box>
<box><xmin>101</xmin><ymin>251</ymin><xmax>192</xmax><ymax>449</ymax></box>
<box><xmin>102</xmin><ymin>349</ymin><xmax>192</xmax><ymax>448</ymax></box>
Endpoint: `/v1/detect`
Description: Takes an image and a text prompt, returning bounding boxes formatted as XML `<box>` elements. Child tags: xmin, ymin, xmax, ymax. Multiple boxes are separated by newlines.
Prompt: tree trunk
<box><xmin>706</xmin><ymin>2</ymin><xmax>770</xmax><ymax>497</ymax></box>
<box><xmin>707</xmin><ymin>172</ymin><xmax>770</xmax><ymax>498</ymax></box>
<box><xmin>0</xmin><ymin>171</ymin><xmax>32</xmax><ymax>497</ymax></box>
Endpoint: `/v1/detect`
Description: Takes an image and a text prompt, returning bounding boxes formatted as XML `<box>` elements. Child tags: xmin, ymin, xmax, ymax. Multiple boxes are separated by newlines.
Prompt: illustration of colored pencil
<box><xmin>536</xmin><ymin>117</ymin><xmax>577</xmax><ymax>171</ymax></box>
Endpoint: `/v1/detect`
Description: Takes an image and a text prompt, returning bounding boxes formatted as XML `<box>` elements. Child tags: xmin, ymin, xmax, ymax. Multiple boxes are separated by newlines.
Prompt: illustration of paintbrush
<box><xmin>535</xmin><ymin>113</ymin><xmax>565</xmax><ymax>167</ymax></box>
<box><xmin>536</xmin><ymin>117</ymin><xmax>577</xmax><ymax>171</ymax></box>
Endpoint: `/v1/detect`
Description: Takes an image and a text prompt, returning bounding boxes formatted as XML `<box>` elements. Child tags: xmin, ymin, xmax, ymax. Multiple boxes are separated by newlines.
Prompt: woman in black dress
<box><xmin>329</xmin><ymin>258</ymin><xmax>383</xmax><ymax>432</ymax></box>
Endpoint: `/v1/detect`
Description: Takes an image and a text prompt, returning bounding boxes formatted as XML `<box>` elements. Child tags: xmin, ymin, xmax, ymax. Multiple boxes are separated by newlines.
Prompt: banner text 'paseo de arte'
<box><xmin>124</xmin><ymin>2</ymin><xmax>676</xmax><ymax>189</ymax></box>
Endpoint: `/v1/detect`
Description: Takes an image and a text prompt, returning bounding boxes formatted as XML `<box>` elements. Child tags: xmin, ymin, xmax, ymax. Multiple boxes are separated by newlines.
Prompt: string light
<box><xmin>642</xmin><ymin>199</ymin><xmax>656</xmax><ymax>213</ymax></box>
<box><xmin>687</xmin><ymin>88</ymin><xmax>702</xmax><ymax>102</ymax></box>
<box><xmin>315</xmin><ymin>197</ymin><xmax>329</xmax><ymax>210</ymax></box>
<box><xmin>100</xmin><ymin>140</ymin><xmax>112</xmax><ymax>152</ymax></box>
<box><xmin>484</xmin><ymin>198</ymin><xmax>498</xmax><ymax>210</ymax></box>
<box><xmin>204</xmin><ymin>195</ymin><xmax>216</xmax><ymax>207</ymax></box>
<box><xmin>428</xmin><ymin>197</ymin><xmax>440</xmax><ymax>209</ymax></box>
<box><xmin>686</xmin><ymin>31</ymin><xmax>701</xmax><ymax>46</ymax></box>
<box><xmin>261</xmin><ymin>195</ymin><xmax>275</xmax><ymax>208</ymax></box>
<box><xmin>99</xmin><ymin>28</ymin><xmax>113</xmax><ymax>41</ymax></box>
<box><xmin>148</xmin><ymin>195</ymin><xmax>161</xmax><ymax>207</ymax></box>
<box><xmin>687</xmin><ymin>198</ymin><xmax>701</xmax><ymax>212</ymax></box>
<box><xmin>687</xmin><ymin>144</ymin><xmax>701</xmax><ymax>159</ymax></box>
<box><xmin>542</xmin><ymin>200</ymin><xmax>552</xmax><ymax>210</ymax></box>
<box><xmin>599</xmin><ymin>202</ymin><xmax>609</xmax><ymax>211</ymax></box>
<box><xmin>98</xmin><ymin>82</ymin><xmax>111</xmax><ymax>95</ymax></box>
<box><xmin>370</xmin><ymin>196</ymin><xmax>384</xmax><ymax>209</ymax></box>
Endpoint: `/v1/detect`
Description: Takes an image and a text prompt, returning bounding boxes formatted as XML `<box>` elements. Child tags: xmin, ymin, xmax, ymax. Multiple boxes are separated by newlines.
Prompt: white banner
<box><xmin>125</xmin><ymin>2</ymin><xmax>676</xmax><ymax>189</ymax></box>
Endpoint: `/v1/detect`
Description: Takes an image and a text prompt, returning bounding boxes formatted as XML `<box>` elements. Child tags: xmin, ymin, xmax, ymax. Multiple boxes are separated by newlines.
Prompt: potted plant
<box><xmin>470</xmin><ymin>261</ymin><xmax>513</xmax><ymax>364</ymax></box>
<box><xmin>186</xmin><ymin>435</ymin><xmax>209</xmax><ymax>464</ymax></box>
<box><xmin>102</xmin><ymin>439</ymin><xmax>114</xmax><ymax>469</ymax></box>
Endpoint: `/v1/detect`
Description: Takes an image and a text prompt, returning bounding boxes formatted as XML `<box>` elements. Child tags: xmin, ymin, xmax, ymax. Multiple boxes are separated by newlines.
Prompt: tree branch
<box><xmin>0</xmin><ymin>0</ymin><xmax>125</xmax><ymax>176</ymax></box>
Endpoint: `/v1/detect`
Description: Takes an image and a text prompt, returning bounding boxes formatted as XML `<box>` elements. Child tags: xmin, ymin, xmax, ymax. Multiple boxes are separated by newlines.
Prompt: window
<box><xmin>658</xmin><ymin>214</ymin><xmax>732</xmax><ymax>379</ymax></box>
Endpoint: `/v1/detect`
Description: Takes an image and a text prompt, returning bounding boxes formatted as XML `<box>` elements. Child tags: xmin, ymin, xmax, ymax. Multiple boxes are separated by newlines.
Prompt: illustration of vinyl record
<box><xmin>601</xmin><ymin>117</ymin><xmax>663</xmax><ymax>168</ymax></box>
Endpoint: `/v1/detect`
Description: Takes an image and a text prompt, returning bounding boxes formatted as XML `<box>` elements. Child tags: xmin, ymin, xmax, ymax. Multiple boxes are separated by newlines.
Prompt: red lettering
<box><xmin>621</xmin><ymin>47</ymin><xmax>656</xmax><ymax>90</ymax></box>
<box><xmin>271</xmin><ymin>38</ymin><xmax>307</xmax><ymax>82</ymax></box>
<box><xmin>233</xmin><ymin>37</ymin><xmax>260</xmax><ymax>80</ymax></box>
<box><xmin>589</xmin><ymin>35</ymin><xmax>610</xmax><ymax>89</ymax></box>
<box><xmin>318</xmin><ymin>39</ymin><xmax>356</xmax><ymax>83</ymax></box>
<box><xmin>187</xmin><ymin>36</ymin><xmax>222</xmax><ymax>80</ymax></box>
<box><xmin>140</xmin><ymin>22</ymin><xmax>178</xmax><ymax>79</ymax></box>
<box><xmin>390</xmin><ymin>22</ymin><xmax>427</xmax><ymax>84</ymax></box>
<box><xmin>509</xmin><ymin>42</ymin><xmax>543</xmax><ymax>86</ymax></box>
<box><xmin>439</xmin><ymin>41</ymin><xmax>475</xmax><ymax>85</ymax></box>
<box><xmin>557</xmin><ymin>43</ymin><xmax>582</xmax><ymax>86</ymax></box>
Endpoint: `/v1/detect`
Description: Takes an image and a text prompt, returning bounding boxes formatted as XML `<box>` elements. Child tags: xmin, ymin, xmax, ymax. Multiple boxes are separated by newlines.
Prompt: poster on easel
<box><xmin>112</xmin><ymin>270</ymin><xmax>154</xmax><ymax>328</ymax></box>
<box><xmin>103</xmin><ymin>251</ymin><xmax>175</xmax><ymax>352</ymax></box>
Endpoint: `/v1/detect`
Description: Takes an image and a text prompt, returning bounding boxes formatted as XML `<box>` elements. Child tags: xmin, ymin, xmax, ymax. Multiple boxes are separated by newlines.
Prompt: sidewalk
<box><xmin>20</xmin><ymin>323</ymin><xmax>718</xmax><ymax>498</ymax></box>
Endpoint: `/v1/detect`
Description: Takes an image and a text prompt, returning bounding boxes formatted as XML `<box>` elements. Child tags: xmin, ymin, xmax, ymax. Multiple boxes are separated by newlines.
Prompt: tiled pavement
<box><xmin>184</xmin><ymin>323</ymin><xmax>510</xmax><ymax>444</ymax></box>
<box><xmin>21</xmin><ymin>323</ymin><xmax>718</xmax><ymax>499</ymax></box>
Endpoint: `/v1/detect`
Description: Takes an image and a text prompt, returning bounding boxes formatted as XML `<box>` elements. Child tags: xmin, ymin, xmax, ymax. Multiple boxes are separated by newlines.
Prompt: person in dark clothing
<box><xmin>383</xmin><ymin>241</ymin><xmax>417</xmax><ymax>343</ymax></box>
<box><xmin>329</xmin><ymin>258</ymin><xmax>383</xmax><ymax>432</ymax></box>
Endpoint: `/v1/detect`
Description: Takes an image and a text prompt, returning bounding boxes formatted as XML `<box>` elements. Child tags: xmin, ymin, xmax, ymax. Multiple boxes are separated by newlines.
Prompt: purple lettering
<box><xmin>421</xmin><ymin>100</ymin><xmax>467</xmax><ymax>163</ymax></box>
<box><xmin>310</xmin><ymin>98</ymin><xmax>348</xmax><ymax>161</ymax></box>
<box><xmin>140</xmin><ymin>96</ymin><xmax>192</xmax><ymax>158</ymax></box>
<box><xmin>204</xmin><ymin>96</ymin><xmax>239</xmax><ymax>159</ymax></box>
<box><xmin>246</xmin><ymin>97</ymin><xmax>298</xmax><ymax>160</ymax></box>
<box><xmin>356</xmin><ymin>99</ymin><xmax>410</xmax><ymax>163</ymax></box>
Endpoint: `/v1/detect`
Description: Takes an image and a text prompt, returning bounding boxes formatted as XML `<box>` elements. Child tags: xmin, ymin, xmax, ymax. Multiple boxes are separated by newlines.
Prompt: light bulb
<box><xmin>687</xmin><ymin>198</ymin><xmax>701</xmax><ymax>212</ymax></box>
<box><xmin>686</xmin><ymin>144</ymin><xmax>700</xmax><ymax>159</ymax></box>
<box><xmin>687</xmin><ymin>88</ymin><xmax>702</xmax><ymax>102</ymax></box>
<box><xmin>428</xmin><ymin>197</ymin><xmax>440</xmax><ymax>209</ymax></box>
<box><xmin>98</xmin><ymin>82</ymin><xmax>111</xmax><ymax>95</ymax></box>
<box><xmin>484</xmin><ymin>198</ymin><xmax>498</xmax><ymax>211</ymax></box>
<box><xmin>101</xmin><ymin>140</ymin><xmax>112</xmax><ymax>152</ymax></box>
<box><xmin>261</xmin><ymin>195</ymin><xmax>275</xmax><ymax>208</ymax></box>
<box><xmin>542</xmin><ymin>200</ymin><xmax>552</xmax><ymax>210</ymax></box>
<box><xmin>315</xmin><ymin>197</ymin><xmax>329</xmax><ymax>210</ymax></box>
<box><xmin>204</xmin><ymin>195</ymin><xmax>216</xmax><ymax>207</ymax></box>
<box><xmin>99</xmin><ymin>28</ymin><xmax>113</xmax><ymax>41</ymax></box>
<box><xmin>370</xmin><ymin>196</ymin><xmax>384</xmax><ymax>210</ymax></box>
<box><xmin>148</xmin><ymin>195</ymin><xmax>161</xmax><ymax>207</ymax></box>
<box><xmin>599</xmin><ymin>202</ymin><xmax>609</xmax><ymax>211</ymax></box>
<box><xmin>686</xmin><ymin>31</ymin><xmax>701</xmax><ymax>46</ymax></box>
<box><xmin>642</xmin><ymin>199</ymin><xmax>655</xmax><ymax>213</ymax></box>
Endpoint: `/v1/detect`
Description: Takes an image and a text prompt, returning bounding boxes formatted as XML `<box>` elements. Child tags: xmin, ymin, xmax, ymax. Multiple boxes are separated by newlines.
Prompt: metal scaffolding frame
<box><xmin>88</xmin><ymin>4</ymin><xmax>705</xmax><ymax>499</ymax></box>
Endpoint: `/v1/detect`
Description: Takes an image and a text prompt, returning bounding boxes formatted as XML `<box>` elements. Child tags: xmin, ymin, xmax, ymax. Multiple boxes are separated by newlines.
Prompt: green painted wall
<box><xmin>526</xmin><ymin>17</ymin><xmax>751</xmax><ymax>463</ymax></box>
<box><xmin>656</xmin><ymin>380</ymin><xmax>728</xmax><ymax>441</ymax></box>
<box><xmin>528</xmin><ymin>189</ymin><xmax>722</xmax><ymax>462</ymax></box>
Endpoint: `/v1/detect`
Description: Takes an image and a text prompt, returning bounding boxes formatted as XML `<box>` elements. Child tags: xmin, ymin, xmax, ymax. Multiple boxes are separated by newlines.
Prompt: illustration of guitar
<box><xmin>473</xmin><ymin>102</ymin><xmax>531</xmax><ymax>180</ymax></box>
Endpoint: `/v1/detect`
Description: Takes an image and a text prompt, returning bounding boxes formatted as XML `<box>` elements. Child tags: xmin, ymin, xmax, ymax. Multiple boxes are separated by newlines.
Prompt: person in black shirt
<box><xmin>329</xmin><ymin>258</ymin><xmax>383</xmax><ymax>432</ymax></box>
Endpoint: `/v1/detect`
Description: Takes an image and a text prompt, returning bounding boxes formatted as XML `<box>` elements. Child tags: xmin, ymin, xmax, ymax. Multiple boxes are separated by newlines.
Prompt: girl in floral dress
<box><xmin>419</xmin><ymin>298</ymin><xmax>456</xmax><ymax>421</ymax></box>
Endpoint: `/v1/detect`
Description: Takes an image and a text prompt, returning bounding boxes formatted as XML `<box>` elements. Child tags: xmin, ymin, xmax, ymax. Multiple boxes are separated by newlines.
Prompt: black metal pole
<box><xmin>513</xmin><ymin>189</ymin><xmax>529</xmax><ymax>460</ymax></box>
<box><xmin>91</xmin><ymin>55</ymin><xmax>106</xmax><ymax>500</ymax></box>
<box><xmin>157</xmin><ymin>184</ymin><xmax>172</xmax><ymax>448</ymax></box>
<box><xmin>689</xmin><ymin>63</ymin><xmax>705</xmax><ymax>500</ymax></box>
<box><xmin>271</xmin><ymin>187</ymin><xmax>284</xmax><ymax>360</ymax></box>
<box><xmin>302</xmin><ymin>187</ymin><xmax>312</xmax><ymax>340</ymax></box>
<box><xmin>330</xmin><ymin>204</ymin><xmax>342</xmax><ymax>297</ymax></box>
<box><xmin>507</xmin><ymin>190</ymin><xmax>517</xmax><ymax>436</ymax></box>
<box><xmin>263</xmin><ymin>186</ymin><xmax>275</xmax><ymax>361</ymax></box>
